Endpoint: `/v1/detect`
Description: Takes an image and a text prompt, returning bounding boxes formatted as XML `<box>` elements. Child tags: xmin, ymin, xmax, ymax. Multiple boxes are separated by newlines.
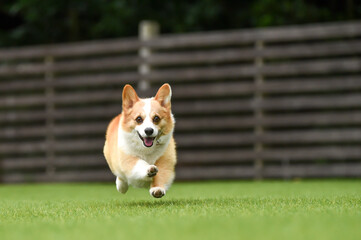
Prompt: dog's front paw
<box><xmin>150</xmin><ymin>187</ymin><xmax>165</xmax><ymax>198</ymax></box>
<box><xmin>147</xmin><ymin>165</ymin><xmax>158</xmax><ymax>177</ymax></box>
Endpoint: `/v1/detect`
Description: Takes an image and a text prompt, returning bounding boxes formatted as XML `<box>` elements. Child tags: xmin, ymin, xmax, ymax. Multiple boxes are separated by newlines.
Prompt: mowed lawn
<box><xmin>0</xmin><ymin>181</ymin><xmax>360</xmax><ymax>240</ymax></box>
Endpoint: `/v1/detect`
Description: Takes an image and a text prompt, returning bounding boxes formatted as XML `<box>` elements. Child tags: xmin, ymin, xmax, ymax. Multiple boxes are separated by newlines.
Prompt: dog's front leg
<box><xmin>150</xmin><ymin>156</ymin><xmax>175</xmax><ymax>198</ymax></box>
<box><xmin>128</xmin><ymin>159</ymin><xmax>158</xmax><ymax>181</ymax></box>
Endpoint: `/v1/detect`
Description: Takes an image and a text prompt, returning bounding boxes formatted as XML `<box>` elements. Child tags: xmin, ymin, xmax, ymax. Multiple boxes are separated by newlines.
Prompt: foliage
<box><xmin>0</xmin><ymin>0</ymin><xmax>360</xmax><ymax>47</ymax></box>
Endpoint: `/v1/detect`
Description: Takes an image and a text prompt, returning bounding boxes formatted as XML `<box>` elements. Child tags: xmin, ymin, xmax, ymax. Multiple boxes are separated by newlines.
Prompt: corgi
<box><xmin>103</xmin><ymin>83</ymin><xmax>176</xmax><ymax>198</ymax></box>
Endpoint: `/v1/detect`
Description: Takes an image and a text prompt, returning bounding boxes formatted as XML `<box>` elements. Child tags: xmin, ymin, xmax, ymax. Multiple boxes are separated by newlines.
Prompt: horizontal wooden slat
<box><xmin>176</xmin><ymin>166</ymin><xmax>255</xmax><ymax>180</ymax></box>
<box><xmin>261</xmin><ymin>129</ymin><xmax>361</xmax><ymax>144</ymax></box>
<box><xmin>178</xmin><ymin>149</ymin><xmax>255</xmax><ymax>164</ymax></box>
<box><xmin>0</xmin><ymin>95</ymin><xmax>45</xmax><ymax>107</ymax></box>
<box><xmin>175</xmin><ymin>129</ymin><xmax>361</xmax><ymax>147</ymax></box>
<box><xmin>166</xmin><ymin>82</ymin><xmax>254</xmax><ymax>98</ymax></box>
<box><xmin>175</xmin><ymin>133</ymin><xmax>254</xmax><ymax>147</ymax></box>
<box><xmin>52</xmin><ymin>56</ymin><xmax>139</xmax><ymax>73</ymax></box>
<box><xmin>261</xmin><ymin>147</ymin><xmax>361</xmax><ymax>160</ymax></box>
<box><xmin>4</xmin><ymin>122</ymin><xmax>108</xmax><ymax>138</ymax></box>
<box><xmin>0</xmin><ymin>110</ymin><xmax>46</xmax><ymax>123</ymax></box>
<box><xmin>157</xmin><ymin>77</ymin><xmax>361</xmax><ymax>99</ymax></box>
<box><xmin>0</xmin><ymin>138</ymin><xmax>96</xmax><ymax>155</ymax></box>
<box><xmin>262</xmin><ymin>76</ymin><xmax>361</xmax><ymax>93</ymax></box>
<box><xmin>0</xmin><ymin>126</ymin><xmax>46</xmax><ymax>138</ymax></box>
<box><xmin>264</xmin><ymin>163</ymin><xmax>361</xmax><ymax>178</ymax></box>
<box><xmin>1</xmin><ymin>158</ymin><xmax>47</xmax><ymax>169</ymax></box>
<box><xmin>150</xmin><ymin>48</ymin><xmax>252</xmax><ymax>66</ymax></box>
<box><xmin>177</xmin><ymin>163</ymin><xmax>361</xmax><ymax>180</ymax></box>
<box><xmin>0</xmin><ymin>38</ymin><xmax>140</xmax><ymax>60</ymax></box>
<box><xmin>149</xmin><ymin>64</ymin><xmax>254</xmax><ymax>81</ymax></box>
<box><xmin>54</xmin><ymin>90</ymin><xmax>121</xmax><ymax>105</ymax></box>
<box><xmin>262</xmin><ymin>58</ymin><xmax>361</xmax><ymax>76</ymax></box>
<box><xmin>149</xmin><ymin>58</ymin><xmax>361</xmax><ymax>82</ymax></box>
<box><xmin>0</xmin><ymin>56</ymin><xmax>140</xmax><ymax>76</ymax></box>
<box><xmin>1</xmin><ymin>155</ymin><xmax>106</xmax><ymax>170</ymax></box>
<box><xmin>1</xmin><ymin>170</ymin><xmax>113</xmax><ymax>183</ymax></box>
<box><xmin>54</xmin><ymin>139</ymin><xmax>104</xmax><ymax>152</ymax></box>
<box><xmin>0</xmin><ymin>122</ymin><xmax>106</xmax><ymax>138</ymax></box>
<box><xmin>53</xmin><ymin>105</ymin><xmax>119</xmax><ymax>120</ymax></box>
<box><xmin>176</xmin><ymin>111</ymin><xmax>361</xmax><ymax>131</ymax></box>
<box><xmin>1</xmin><ymin>91</ymin><xmax>121</xmax><ymax>108</ymax></box>
<box><xmin>261</xmin><ymin>112</ymin><xmax>361</xmax><ymax>127</ymax></box>
<box><xmin>262</xmin><ymin>93</ymin><xmax>361</xmax><ymax>111</ymax></box>
<box><xmin>0</xmin><ymin>141</ymin><xmax>46</xmax><ymax>154</ymax></box>
<box><xmin>0</xmin><ymin>72</ymin><xmax>138</xmax><ymax>92</ymax></box>
<box><xmin>261</xmin><ymin>40</ymin><xmax>361</xmax><ymax>59</ymax></box>
<box><xmin>174</xmin><ymin>99</ymin><xmax>252</xmax><ymax>115</ymax></box>
<box><xmin>149</xmin><ymin>40</ymin><xmax>361</xmax><ymax>66</ymax></box>
<box><xmin>0</xmin><ymin>63</ymin><xmax>46</xmax><ymax>76</ymax></box>
<box><xmin>174</xmin><ymin>94</ymin><xmax>361</xmax><ymax>115</ymax></box>
<box><xmin>176</xmin><ymin>116</ymin><xmax>254</xmax><ymax>131</ymax></box>
<box><xmin>54</xmin><ymin>72</ymin><xmax>138</xmax><ymax>88</ymax></box>
<box><xmin>178</xmin><ymin>146</ymin><xmax>361</xmax><ymax>164</ymax></box>
<box><xmin>146</xmin><ymin>21</ymin><xmax>361</xmax><ymax>49</ymax></box>
<box><xmin>0</xmin><ymin>79</ymin><xmax>45</xmax><ymax>92</ymax></box>
<box><xmin>54</xmin><ymin>123</ymin><xmax>107</xmax><ymax>136</ymax></box>
<box><xmin>54</xmin><ymin>155</ymin><xmax>106</xmax><ymax>167</ymax></box>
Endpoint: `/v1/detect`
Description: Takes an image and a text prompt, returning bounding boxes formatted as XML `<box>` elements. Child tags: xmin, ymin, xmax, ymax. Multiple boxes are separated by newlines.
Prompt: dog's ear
<box><xmin>155</xmin><ymin>83</ymin><xmax>172</xmax><ymax>108</ymax></box>
<box><xmin>122</xmin><ymin>84</ymin><xmax>139</xmax><ymax>109</ymax></box>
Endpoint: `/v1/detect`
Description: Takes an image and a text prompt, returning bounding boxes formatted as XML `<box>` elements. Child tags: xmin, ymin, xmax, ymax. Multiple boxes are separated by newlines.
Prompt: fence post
<box><xmin>44</xmin><ymin>56</ymin><xmax>55</xmax><ymax>178</ymax></box>
<box><xmin>254</xmin><ymin>40</ymin><xmax>264</xmax><ymax>180</ymax></box>
<box><xmin>138</xmin><ymin>20</ymin><xmax>159</xmax><ymax>93</ymax></box>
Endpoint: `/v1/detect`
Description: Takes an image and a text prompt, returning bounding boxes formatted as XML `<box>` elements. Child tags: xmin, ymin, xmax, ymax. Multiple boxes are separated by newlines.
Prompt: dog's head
<box><xmin>121</xmin><ymin>84</ymin><xmax>174</xmax><ymax>148</ymax></box>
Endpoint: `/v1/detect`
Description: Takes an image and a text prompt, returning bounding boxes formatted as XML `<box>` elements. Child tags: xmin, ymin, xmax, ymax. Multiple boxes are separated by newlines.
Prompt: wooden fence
<box><xmin>1</xmin><ymin>20</ymin><xmax>361</xmax><ymax>183</ymax></box>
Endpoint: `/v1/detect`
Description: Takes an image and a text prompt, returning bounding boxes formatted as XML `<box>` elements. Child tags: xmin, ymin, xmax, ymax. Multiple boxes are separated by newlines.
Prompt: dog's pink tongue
<box><xmin>144</xmin><ymin>137</ymin><xmax>154</xmax><ymax>147</ymax></box>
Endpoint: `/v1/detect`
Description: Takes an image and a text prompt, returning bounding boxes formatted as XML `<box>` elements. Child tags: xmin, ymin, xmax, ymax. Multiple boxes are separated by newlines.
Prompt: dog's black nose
<box><xmin>144</xmin><ymin>128</ymin><xmax>154</xmax><ymax>136</ymax></box>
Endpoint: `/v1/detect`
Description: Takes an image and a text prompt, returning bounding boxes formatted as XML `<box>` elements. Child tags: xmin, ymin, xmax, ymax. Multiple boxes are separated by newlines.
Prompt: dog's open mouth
<box><xmin>137</xmin><ymin>132</ymin><xmax>155</xmax><ymax>147</ymax></box>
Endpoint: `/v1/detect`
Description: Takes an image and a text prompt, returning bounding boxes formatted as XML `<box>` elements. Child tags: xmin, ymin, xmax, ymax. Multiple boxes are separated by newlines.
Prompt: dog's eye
<box><xmin>135</xmin><ymin>116</ymin><xmax>143</xmax><ymax>124</ymax></box>
<box><xmin>153</xmin><ymin>116</ymin><xmax>160</xmax><ymax>124</ymax></box>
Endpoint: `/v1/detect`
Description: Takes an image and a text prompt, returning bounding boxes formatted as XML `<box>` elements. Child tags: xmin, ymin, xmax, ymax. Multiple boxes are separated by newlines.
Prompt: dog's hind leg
<box><xmin>116</xmin><ymin>176</ymin><xmax>128</xmax><ymax>194</ymax></box>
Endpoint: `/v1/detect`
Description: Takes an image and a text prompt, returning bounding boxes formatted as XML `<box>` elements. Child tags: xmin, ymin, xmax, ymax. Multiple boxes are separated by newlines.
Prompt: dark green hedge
<box><xmin>0</xmin><ymin>0</ymin><xmax>360</xmax><ymax>47</ymax></box>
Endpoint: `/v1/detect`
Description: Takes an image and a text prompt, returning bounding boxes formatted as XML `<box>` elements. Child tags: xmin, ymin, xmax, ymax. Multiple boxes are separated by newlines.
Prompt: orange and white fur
<box><xmin>103</xmin><ymin>84</ymin><xmax>176</xmax><ymax>198</ymax></box>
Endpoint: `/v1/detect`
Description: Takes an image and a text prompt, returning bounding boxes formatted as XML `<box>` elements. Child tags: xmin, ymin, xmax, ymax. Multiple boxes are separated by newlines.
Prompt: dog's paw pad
<box><xmin>150</xmin><ymin>187</ymin><xmax>165</xmax><ymax>198</ymax></box>
<box><xmin>147</xmin><ymin>165</ymin><xmax>158</xmax><ymax>177</ymax></box>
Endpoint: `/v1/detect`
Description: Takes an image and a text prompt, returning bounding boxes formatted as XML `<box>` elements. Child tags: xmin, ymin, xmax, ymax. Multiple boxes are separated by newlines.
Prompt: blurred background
<box><xmin>0</xmin><ymin>0</ymin><xmax>361</xmax><ymax>183</ymax></box>
<box><xmin>1</xmin><ymin>0</ymin><xmax>361</xmax><ymax>47</ymax></box>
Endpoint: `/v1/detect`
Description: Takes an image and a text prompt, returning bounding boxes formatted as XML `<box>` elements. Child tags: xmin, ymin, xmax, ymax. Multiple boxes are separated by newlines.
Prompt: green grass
<box><xmin>0</xmin><ymin>180</ymin><xmax>360</xmax><ymax>240</ymax></box>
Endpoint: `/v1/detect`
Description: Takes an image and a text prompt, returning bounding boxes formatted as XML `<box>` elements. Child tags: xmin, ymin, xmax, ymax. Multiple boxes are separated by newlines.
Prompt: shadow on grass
<box><xmin>118</xmin><ymin>199</ymin><xmax>203</xmax><ymax>208</ymax></box>
<box><xmin>114</xmin><ymin>198</ymin><xmax>235</xmax><ymax>208</ymax></box>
